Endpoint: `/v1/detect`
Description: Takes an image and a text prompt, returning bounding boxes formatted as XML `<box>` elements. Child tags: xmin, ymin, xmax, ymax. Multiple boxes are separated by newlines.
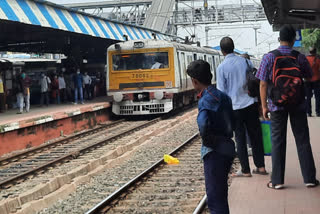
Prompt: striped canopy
<box><xmin>0</xmin><ymin>0</ymin><xmax>170</xmax><ymax>42</ymax></box>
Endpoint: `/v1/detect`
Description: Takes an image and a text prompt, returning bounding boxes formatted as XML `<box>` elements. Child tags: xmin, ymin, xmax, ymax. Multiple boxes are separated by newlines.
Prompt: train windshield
<box><xmin>112</xmin><ymin>52</ymin><xmax>169</xmax><ymax>71</ymax></box>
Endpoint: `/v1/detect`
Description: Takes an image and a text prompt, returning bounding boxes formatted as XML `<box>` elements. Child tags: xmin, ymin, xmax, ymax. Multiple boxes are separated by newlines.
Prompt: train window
<box><xmin>193</xmin><ymin>54</ymin><xmax>197</xmax><ymax>60</ymax></box>
<box><xmin>187</xmin><ymin>55</ymin><xmax>192</xmax><ymax>65</ymax></box>
<box><xmin>112</xmin><ymin>52</ymin><xmax>169</xmax><ymax>71</ymax></box>
<box><xmin>204</xmin><ymin>55</ymin><xmax>207</xmax><ymax>61</ymax></box>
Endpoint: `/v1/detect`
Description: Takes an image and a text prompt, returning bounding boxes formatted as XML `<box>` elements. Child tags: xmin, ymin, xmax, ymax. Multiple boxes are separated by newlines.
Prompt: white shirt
<box><xmin>217</xmin><ymin>53</ymin><xmax>254</xmax><ymax>110</ymax></box>
<box><xmin>151</xmin><ymin>62</ymin><xmax>163</xmax><ymax>69</ymax></box>
<box><xmin>83</xmin><ymin>75</ymin><xmax>92</xmax><ymax>85</ymax></box>
<box><xmin>58</xmin><ymin>76</ymin><xmax>66</xmax><ymax>89</ymax></box>
<box><xmin>40</xmin><ymin>76</ymin><xmax>51</xmax><ymax>93</ymax></box>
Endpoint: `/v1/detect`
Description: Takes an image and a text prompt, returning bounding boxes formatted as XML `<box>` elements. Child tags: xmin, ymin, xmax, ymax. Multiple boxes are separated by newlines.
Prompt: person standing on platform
<box><xmin>17</xmin><ymin>72</ymin><xmax>31</xmax><ymax>114</ymax></box>
<box><xmin>217</xmin><ymin>37</ymin><xmax>267</xmax><ymax>177</ymax></box>
<box><xmin>73</xmin><ymin>69</ymin><xmax>84</xmax><ymax>104</ymax></box>
<box><xmin>83</xmin><ymin>72</ymin><xmax>92</xmax><ymax>100</ymax></box>
<box><xmin>51</xmin><ymin>75</ymin><xmax>60</xmax><ymax>104</ymax></box>
<box><xmin>58</xmin><ymin>73</ymin><xmax>66</xmax><ymax>103</ymax></box>
<box><xmin>187</xmin><ymin>60</ymin><xmax>235</xmax><ymax>214</ymax></box>
<box><xmin>256</xmin><ymin>25</ymin><xmax>318</xmax><ymax>189</ymax></box>
<box><xmin>0</xmin><ymin>70</ymin><xmax>5</xmax><ymax>113</ymax></box>
<box><xmin>305</xmin><ymin>47</ymin><xmax>320</xmax><ymax>117</ymax></box>
<box><xmin>39</xmin><ymin>73</ymin><xmax>51</xmax><ymax>107</ymax></box>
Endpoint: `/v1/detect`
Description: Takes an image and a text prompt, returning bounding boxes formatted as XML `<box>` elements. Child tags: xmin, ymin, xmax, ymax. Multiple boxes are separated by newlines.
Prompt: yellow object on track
<box><xmin>164</xmin><ymin>154</ymin><xmax>179</xmax><ymax>165</ymax></box>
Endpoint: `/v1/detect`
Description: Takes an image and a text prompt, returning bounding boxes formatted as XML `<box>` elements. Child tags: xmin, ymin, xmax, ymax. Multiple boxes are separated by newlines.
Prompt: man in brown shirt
<box><xmin>306</xmin><ymin>47</ymin><xmax>320</xmax><ymax>117</ymax></box>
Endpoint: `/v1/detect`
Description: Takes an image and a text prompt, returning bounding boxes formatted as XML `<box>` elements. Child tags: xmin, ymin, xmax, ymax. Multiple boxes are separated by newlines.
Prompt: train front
<box><xmin>107</xmin><ymin>40</ymin><xmax>177</xmax><ymax>115</ymax></box>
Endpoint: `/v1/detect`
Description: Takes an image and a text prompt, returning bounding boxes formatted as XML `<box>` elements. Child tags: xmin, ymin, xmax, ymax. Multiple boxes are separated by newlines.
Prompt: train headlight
<box><xmin>154</xmin><ymin>91</ymin><xmax>164</xmax><ymax>100</ymax></box>
<box><xmin>113</xmin><ymin>93</ymin><xmax>123</xmax><ymax>102</ymax></box>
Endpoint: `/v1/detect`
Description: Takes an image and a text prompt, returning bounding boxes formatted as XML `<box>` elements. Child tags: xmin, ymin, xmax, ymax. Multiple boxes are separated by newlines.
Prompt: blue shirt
<box><xmin>197</xmin><ymin>85</ymin><xmax>236</xmax><ymax>160</ymax></box>
<box><xmin>73</xmin><ymin>73</ymin><xmax>83</xmax><ymax>88</ymax></box>
<box><xmin>217</xmin><ymin>53</ymin><xmax>254</xmax><ymax>110</ymax></box>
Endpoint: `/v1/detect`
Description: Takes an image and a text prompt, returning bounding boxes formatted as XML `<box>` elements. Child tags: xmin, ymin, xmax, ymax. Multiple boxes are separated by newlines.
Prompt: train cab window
<box><xmin>112</xmin><ymin>52</ymin><xmax>169</xmax><ymax>71</ymax></box>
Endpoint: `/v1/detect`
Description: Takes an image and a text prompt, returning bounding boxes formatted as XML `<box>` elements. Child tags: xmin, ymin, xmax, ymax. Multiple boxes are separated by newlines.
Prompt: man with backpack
<box><xmin>217</xmin><ymin>37</ymin><xmax>267</xmax><ymax>178</ymax></box>
<box><xmin>305</xmin><ymin>47</ymin><xmax>320</xmax><ymax>117</ymax></box>
<box><xmin>256</xmin><ymin>25</ymin><xmax>318</xmax><ymax>189</ymax></box>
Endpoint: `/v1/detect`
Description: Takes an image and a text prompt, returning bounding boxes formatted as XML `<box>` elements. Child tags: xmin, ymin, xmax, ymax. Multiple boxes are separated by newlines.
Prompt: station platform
<box><xmin>0</xmin><ymin>97</ymin><xmax>112</xmax><ymax>156</ymax></box>
<box><xmin>229</xmin><ymin>117</ymin><xmax>320</xmax><ymax>214</ymax></box>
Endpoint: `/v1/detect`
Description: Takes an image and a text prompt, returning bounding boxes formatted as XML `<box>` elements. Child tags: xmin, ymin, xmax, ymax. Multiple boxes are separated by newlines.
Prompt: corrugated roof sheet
<box><xmin>0</xmin><ymin>0</ymin><xmax>170</xmax><ymax>41</ymax></box>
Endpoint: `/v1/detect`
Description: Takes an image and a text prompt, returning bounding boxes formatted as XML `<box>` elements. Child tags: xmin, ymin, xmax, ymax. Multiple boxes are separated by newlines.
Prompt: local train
<box><xmin>106</xmin><ymin>39</ymin><xmax>260</xmax><ymax>115</ymax></box>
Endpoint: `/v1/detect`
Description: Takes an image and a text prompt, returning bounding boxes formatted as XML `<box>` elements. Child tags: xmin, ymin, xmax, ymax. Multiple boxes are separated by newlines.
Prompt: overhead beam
<box><xmin>63</xmin><ymin>0</ymin><xmax>152</xmax><ymax>9</ymax></box>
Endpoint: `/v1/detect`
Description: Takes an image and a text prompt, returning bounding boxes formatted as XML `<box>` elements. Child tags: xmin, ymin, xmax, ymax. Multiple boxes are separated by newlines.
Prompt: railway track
<box><xmin>86</xmin><ymin>133</ymin><xmax>205</xmax><ymax>214</ymax></box>
<box><xmin>0</xmin><ymin>118</ymin><xmax>160</xmax><ymax>189</ymax></box>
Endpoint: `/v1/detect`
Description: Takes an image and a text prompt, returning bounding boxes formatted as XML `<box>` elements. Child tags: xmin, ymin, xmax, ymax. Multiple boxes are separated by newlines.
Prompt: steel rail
<box><xmin>0</xmin><ymin>119</ymin><xmax>125</xmax><ymax>166</ymax></box>
<box><xmin>85</xmin><ymin>132</ymin><xmax>200</xmax><ymax>214</ymax></box>
<box><xmin>0</xmin><ymin>119</ymin><xmax>159</xmax><ymax>189</ymax></box>
<box><xmin>193</xmin><ymin>194</ymin><xmax>207</xmax><ymax>214</ymax></box>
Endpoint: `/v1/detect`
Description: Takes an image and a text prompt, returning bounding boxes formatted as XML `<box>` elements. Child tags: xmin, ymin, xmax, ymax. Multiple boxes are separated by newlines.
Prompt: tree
<box><xmin>302</xmin><ymin>28</ymin><xmax>320</xmax><ymax>51</ymax></box>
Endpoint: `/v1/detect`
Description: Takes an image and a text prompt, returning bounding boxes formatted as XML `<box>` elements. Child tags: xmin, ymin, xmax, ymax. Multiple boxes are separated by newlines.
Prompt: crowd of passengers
<box><xmin>0</xmin><ymin>68</ymin><xmax>105</xmax><ymax>114</ymax></box>
<box><xmin>187</xmin><ymin>25</ymin><xmax>319</xmax><ymax>214</ymax></box>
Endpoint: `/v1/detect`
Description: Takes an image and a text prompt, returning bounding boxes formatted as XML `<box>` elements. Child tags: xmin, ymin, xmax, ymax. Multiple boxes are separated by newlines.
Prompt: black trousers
<box><xmin>84</xmin><ymin>84</ymin><xmax>91</xmax><ymax>100</ymax></box>
<box><xmin>270</xmin><ymin>108</ymin><xmax>317</xmax><ymax>185</ymax></box>
<box><xmin>233</xmin><ymin>103</ymin><xmax>265</xmax><ymax>173</ymax></box>
<box><xmin>40</xmin><ymin>92</ymin><xmax>49</xmax><ymax>106</ymax></box>
<box><xmin>0</xmin><ymin>93</ymin><xmax>5</xmax><ymax>112</ymax></box>
<box><xmin>305</xmin><ymin>81</ymin><xmax>320</xmax><ymax>116</ymax></box>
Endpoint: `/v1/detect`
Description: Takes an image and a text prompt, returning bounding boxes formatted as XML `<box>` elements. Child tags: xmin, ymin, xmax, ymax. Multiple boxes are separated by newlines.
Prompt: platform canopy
<box><xmin>262</xmin><ymin>0</ymin><xmax>320</xmax><ymax>30</ymax></box>
<box><xmin>0</xmin><ymin>0</ymin><xmax>171</xmax><ymax>54</ymax></box>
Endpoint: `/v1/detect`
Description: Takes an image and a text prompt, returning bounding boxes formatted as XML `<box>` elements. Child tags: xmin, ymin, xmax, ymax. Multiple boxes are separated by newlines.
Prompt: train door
<box><xmin>176</xmin><ymin>52</ymin><xmax>183</xmax><ymax>89</ymax></box>
<box><xmin>180</xmin><ymin>52</ymin><xmax>187</xmax><ymax>88</ymax></box>
<box><xmin>211</xmin><ymin>56</ymin><xmax>217</xmax><ymax>82</ymax></box>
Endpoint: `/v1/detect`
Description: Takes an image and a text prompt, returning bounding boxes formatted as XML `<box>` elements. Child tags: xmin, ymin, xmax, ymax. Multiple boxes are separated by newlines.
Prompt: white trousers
<box><xmin>17</xmin><ymin>92</ymin><xmax>30</xmax><ymax>113</ymax></box>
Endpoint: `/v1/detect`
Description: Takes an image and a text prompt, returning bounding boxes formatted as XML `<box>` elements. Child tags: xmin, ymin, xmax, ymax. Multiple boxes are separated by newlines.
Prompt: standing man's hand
<box><xmin>262</xmin><ymin>106</ymin><xmax>270</xmax><ymax>121</ymax></box>
<box><xmin>260</xmin><ymin>80</ymin><xmax>269</xmax><ymax>121</ymax></box>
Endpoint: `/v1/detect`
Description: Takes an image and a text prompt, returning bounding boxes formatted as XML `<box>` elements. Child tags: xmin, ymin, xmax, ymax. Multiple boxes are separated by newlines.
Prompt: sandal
<box><xmin>232</xmin><ymin>170</ymin><xmax>252</xmax><ymax>178</ymax></box>
<box><xmin>267</xmin><ymin>181</ymin><xmax>284</xmax><ymax>190</ymax></box>
<box><xmin>252</xmin><ymin>168</ymin><xmax>269</xmax><ymax>175</ymax></box>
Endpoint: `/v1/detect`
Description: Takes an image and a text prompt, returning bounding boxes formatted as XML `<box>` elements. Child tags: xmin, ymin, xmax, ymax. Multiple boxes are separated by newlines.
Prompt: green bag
<box><xmin>261</xmin><ymin>121</ymin><xmax>272</xmax><ymax>155</ymax></box>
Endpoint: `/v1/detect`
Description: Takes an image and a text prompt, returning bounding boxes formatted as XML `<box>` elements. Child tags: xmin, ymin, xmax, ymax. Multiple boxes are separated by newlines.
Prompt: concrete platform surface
<box><xmin>0</xmin><ymin>96</ymin><xmax>111</xmax><ymax>133</ymax></box>
<box><xmin>229</xmin><ymin>117</ymin><xmax>320</xmax><ymax>214</ymax></box>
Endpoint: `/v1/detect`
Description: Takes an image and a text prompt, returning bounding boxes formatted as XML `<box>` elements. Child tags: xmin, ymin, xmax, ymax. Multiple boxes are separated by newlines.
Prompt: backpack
<box><xmin>269</xmin><ymin>50</ymin><xmax>304</xmax><ymax>107</ymax></box>
<box><xmin>245</xmin><ymin>59</ymin><xmax>260</xmax><ymax>98</ymax></box>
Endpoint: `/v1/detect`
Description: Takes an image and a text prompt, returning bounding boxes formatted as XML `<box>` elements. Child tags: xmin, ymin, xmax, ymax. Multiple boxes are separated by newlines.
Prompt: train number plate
<box><xmin>131</xmin><ymin>73</ymin><xmax>150</xmax><ymax>79</ymax></box>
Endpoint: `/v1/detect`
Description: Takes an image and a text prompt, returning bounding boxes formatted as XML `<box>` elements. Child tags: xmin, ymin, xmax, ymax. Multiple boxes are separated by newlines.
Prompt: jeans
<box><xmin>305</xmin><ymin>81</ymin><xmax>320</xmax><ymax>116</ymax></box>
<box><xmin>204</xmin><ymin>151</ymin><xmax>233</xmax><ymax>214</ymax></box>
<box><xmin>40</xmin><ymin>92</ymin><xmax>49</xmax><ymax>106</ymax></box>
<box><xmin>74</xmin><ymin>86</ymin><xmax>83</xmax><ymax>104</ymax></box>
<box><xmin>270</xmin><ymin>108</ymin><xmax>317</xmax><ymax>185</ymax></box>
<box><xmin>233</xmin><ymin>103</ymin><xmax>265</xmax><ymax>173</ymax></box>
<box><xmin>17</xmin><ymin>92</ymin><xmax>30</xmax><ymax>113</ymax></box>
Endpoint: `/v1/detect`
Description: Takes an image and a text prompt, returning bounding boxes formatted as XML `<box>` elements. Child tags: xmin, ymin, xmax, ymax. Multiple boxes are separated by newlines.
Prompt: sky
<box><xmin>48</xmin><ymin>0</ymin><xmax>280</xmax><ymax>57</ymax></box>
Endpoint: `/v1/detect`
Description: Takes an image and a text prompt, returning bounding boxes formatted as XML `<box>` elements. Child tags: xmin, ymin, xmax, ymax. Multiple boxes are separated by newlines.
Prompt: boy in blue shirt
<box><xmin>187</xmin><ymin>60</ymin><xmax>236</xmax><ymax>214</ymax></box>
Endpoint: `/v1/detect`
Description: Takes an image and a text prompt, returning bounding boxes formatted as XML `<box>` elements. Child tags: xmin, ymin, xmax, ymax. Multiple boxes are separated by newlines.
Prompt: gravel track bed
<box><xmin>106</xmin><ymin>140</ymin><xmax>204</xmax><ymax>214</ymax></box>
<box><xmin>0</xmin><ymin>121</ymin><xmax>142</xmax><ymax>174</ymax></box>
<box><xmin>0</xmin><ymin>121</ymin><xmax>149</xmax><ymax>201</ymax></box>
<box><xmin>38</xmin><ymin>113</ymin><xmax>198</xmax><ymax>214</ymax></box>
